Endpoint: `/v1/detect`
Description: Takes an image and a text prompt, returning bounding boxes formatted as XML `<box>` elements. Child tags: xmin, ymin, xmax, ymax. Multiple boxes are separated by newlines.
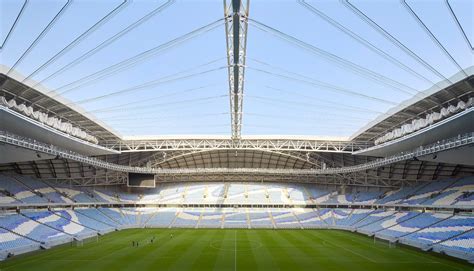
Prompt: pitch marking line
<box><xmin>310</xmin><ymin>232</ymin><xmax>378</xmax><ymax>263</ymax></box>
<box><xmin>234</xmin><ymin>230</ymin><xmax>237</xmax><ymax>271</ymax></box>
<box><xmin>209</xmin><ymin>240</ymin><xmax>262</xmax><ymax>252</ymax></box>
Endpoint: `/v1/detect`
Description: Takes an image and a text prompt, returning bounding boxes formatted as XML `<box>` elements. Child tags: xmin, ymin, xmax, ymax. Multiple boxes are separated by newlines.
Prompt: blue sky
<box><xmin>0</xmin><ymin>0</ymin><xmax>472</xmax><ymax>137</ymax></box>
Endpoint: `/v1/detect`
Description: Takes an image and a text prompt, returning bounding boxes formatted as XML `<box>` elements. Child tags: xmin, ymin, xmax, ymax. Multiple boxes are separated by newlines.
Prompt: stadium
<box><xmin>0</xmin><ymin>0</ymin><xmax>473</xmax><ymax>270</ymax></box>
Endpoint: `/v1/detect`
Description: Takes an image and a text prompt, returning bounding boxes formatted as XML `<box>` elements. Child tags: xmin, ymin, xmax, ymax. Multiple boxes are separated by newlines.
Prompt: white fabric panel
<box><xmin>375</xmin><ymin>98</ymin><xmax>473</xmax><ymax>145</ymax></box>
<box><xmin>0</xmin><ymin>96</ymin><xmax>98</xmax><ymax>144</ymax></box>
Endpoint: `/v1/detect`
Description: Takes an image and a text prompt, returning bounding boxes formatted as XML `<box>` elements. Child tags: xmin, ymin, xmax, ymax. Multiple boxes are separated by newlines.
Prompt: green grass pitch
<box><xmin>1</xmin><ymin>229</ymin><xmax>472</xmax><ymax>271</ymax></box>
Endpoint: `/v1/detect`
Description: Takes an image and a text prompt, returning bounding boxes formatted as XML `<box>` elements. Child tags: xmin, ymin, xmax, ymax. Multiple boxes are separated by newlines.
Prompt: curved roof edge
<box><xmin>0</xmin><ymin>65</ymin><xmax>122</xmax><ymax>139</ymax></box>
<box><xmin>349</xmin><ymin>66</ymin><xmax>474</xmax><ymax>141</ymax></box>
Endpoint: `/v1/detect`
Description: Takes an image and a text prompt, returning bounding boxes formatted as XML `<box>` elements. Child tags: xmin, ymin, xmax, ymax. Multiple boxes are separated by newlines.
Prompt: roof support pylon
<box><xmin>224</xmin><ymin>0</ymin><xmax>249</xmax><ymax>140</ymax></box>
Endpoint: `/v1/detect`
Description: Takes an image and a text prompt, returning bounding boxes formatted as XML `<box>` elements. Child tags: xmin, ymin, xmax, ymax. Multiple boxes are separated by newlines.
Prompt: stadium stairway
<box><xmin>168</xmin><ymin>210</ymin><xmax>180</xmax><ymax>228</ymax></box>
<box><xmin>75</xmin><ymin>209</ymin><xmax>118</xmax><ymax>230</ymax></box>
<box><xmin>291</xmin><ymin>210</ymin><xmax>304</xmax><ymax>229</ymax></box>
<box><xmin>97</xmin><ymin>208</ymin><xmax>123</xmax><ymax>226</ymax></box>
<box><xmin>196</xmin><ymin>212</ymin><xmax>203</xmax><ymax>229</ymax></box>
<box><xmin>220</xmin><ymin>213</ymin><xmax>225</xmax><ymax>229</ymax></box>
<box><xmin>302</xmin><ymin>186</ymin><xmax>314</xmax><ymax>204</ymax></box>
<box><xmin>355</xmin><ymin>211</ymin><xmax>397</xmax><ymax>235</ymax></box>
<box><xmin>245</xmin><ymin>210</ymin><xmax>253</xmax><ymax>229</ymax></box>
<box><xmin>268</xmin><ymin>211</ymin><xmax>277</xmax><ymax>229</ymax></box>
<box><xmin>142</xmin><ymin>210</ymin><xmax>159</xmax><ymax>227</ymax></box>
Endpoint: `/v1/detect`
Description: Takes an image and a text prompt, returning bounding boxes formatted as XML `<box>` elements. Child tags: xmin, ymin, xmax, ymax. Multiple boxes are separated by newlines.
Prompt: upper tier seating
<box><xmin>423</xmin><ymin>177</ymin><xmax>474</xmax><ymax>206</ymax></box>
<box><xmin>286</xmin><ymin>184</ymin><xmax>308</xmax><ymax>204</ymax></box>
<box><xmin>15</xmin><ymin>176</ymin><xmax>74</xmax><ymax>204</ymax></box>
<box><xmin>246</xmin><ymin>184</ymin><xmax>269</xmax><ymax>205</ymax></box>
<box><xmin>160</xmin><ymin>184</ymin><xmax>186</xmax><ymax>204</ymax></box>
<box><xmin>0</xmin><ymin>175</ymin><xmax>47</xmax><ymax>204</ymax></box>
<box><xmin>401</xmin><ymin>179</ymin><xmax>458</xmax><ymax>205</ymax></box>
<box><xmin>184</xmin><ymin>184</ymin><xmax>207</xmax><ymax>204</ymax></box>
<box><xmin>352</xmin><ymin>190</ymin><xmax>386</xmax><ymax>204</ymax></box>
<box><xmin>225</xmin><ymin>183</ymin><xmax>246</xmax><ymax>205</ymax></box>
<box><xmin>305</xmin><ymin>186</ymin><xmax>331</xmax><ymax>204</ymax></box>
<box><xmin>206</xmin><ymin>183</ymin><xmax>226</xmax><ymax>204</ymax></box>
<box><xmin>1</xmin><ymin>175</ymin><xmax>473</xmax><ymax>207</ymax></box>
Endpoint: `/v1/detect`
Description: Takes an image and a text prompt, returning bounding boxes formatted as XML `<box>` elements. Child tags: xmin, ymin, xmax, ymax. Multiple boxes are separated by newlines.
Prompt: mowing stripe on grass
<box><xmin>1</xmin><ymin>229</ymin><xmax>472</xmax><ymax>271</ymax></box>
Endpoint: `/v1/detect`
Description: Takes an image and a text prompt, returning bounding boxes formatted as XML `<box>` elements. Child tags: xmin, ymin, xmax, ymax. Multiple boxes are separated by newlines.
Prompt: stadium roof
<box><xmin>0</xmin><ymin>67</ymin><xmax>121</xmax><ymax>142</ymax></box>
<box><xmin>1</xmin><ymin>0</ymin><xmax>473</xmax><ymax>140</ymax></box>
<box><xmin>352</xmin><ymin>71</ymin><xmax>474</xmax><ymax>142</ymax></box>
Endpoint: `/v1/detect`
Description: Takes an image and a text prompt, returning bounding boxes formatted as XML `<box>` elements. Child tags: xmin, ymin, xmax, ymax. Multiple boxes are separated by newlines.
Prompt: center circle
<box><xmin>210</xmin><ymin>240</ymin><xmax>262</xmax><ymax>252</ymax></box>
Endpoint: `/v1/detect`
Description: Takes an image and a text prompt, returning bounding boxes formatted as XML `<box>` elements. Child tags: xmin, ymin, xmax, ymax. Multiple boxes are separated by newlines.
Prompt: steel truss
<box><xmin>103</xmin><ymin>138</ymin><xmax>370</xmax><ymax>153</ymax></box>
<box><xmin>44</xmin><ymin>173</ymin><xmax>128</xmax><ymax>186</ymax></box>
<box><xmin>1</xmin><ymin>200</ymin><xmax>472</xmax><ymax>210</ymax></box>
<box><xmin>142</xmin><ymin>149</ymin><xmax>323</xmax><ymax>168</ymax></box>
<box><xmin>154</xmin><ymin>172</ymin><xmax>423</xmax><ymax>188</ymax></box>
<box><xmin>1</xmin><ymin>130</ymin><xmax>472</xmax><ymax>177</ymax></box>
<box><xmin>224</xmin><ymin>0</ymin><xmax>249</xmax><ymax>139</ymax></box>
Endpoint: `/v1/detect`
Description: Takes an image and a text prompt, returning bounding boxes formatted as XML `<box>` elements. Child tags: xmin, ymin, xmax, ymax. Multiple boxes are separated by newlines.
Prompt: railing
<box><xmin>102</xmin><ymin>138</ymin><xmax>372</xmax><ymax>153</ymax></box>
<box><xmin>1</xmin><ymin>130</ymin><xmax>473</xmax><ymax>176</ymax></box>
<box><xmin>1</xmin><ymin>201</ymin><xmax>473</xmax><ymax>211</ymax></box>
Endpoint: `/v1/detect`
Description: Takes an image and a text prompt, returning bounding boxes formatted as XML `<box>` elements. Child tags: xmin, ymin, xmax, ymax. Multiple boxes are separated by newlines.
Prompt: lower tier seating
<box><xmin>1</xmin><ymin>207</ymin><xmax>473</xmax><ymax>262</ymax></box>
